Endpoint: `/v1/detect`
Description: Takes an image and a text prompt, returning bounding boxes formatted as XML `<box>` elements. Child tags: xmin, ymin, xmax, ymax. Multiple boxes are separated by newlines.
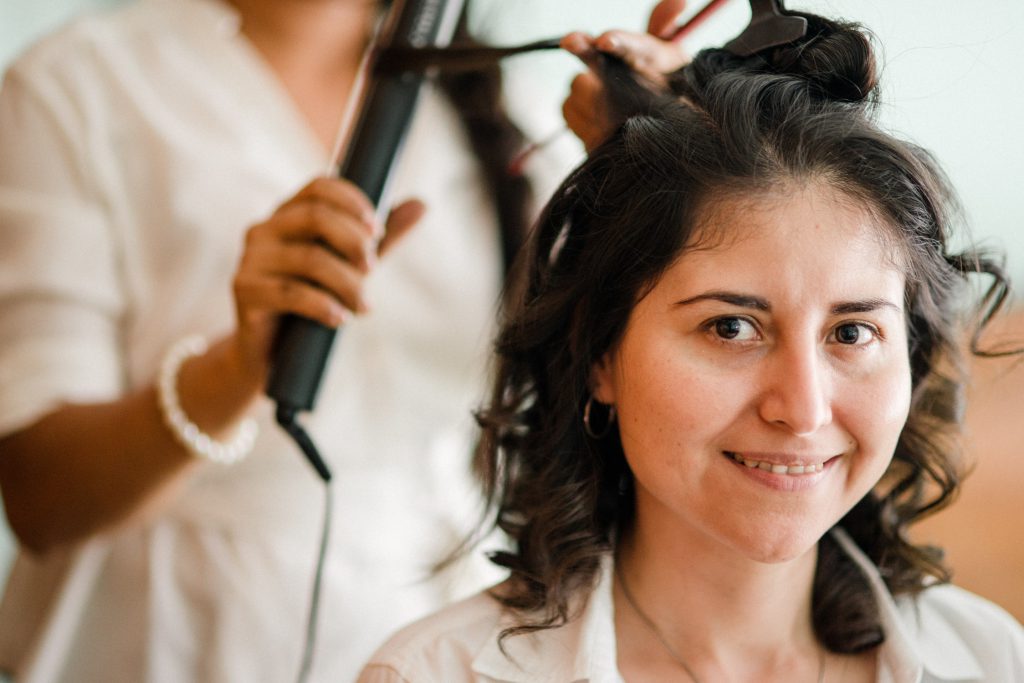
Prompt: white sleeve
<box><xmin>0</xmin><ymin>64</ymin><xmax>126</xmax><ymax>437</ymax></box>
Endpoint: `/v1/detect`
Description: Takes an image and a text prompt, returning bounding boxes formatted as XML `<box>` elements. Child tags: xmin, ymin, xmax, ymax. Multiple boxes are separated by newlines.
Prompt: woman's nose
<box><xmin>757</xmin><ymin>341</ymin><xmax>833</xmax><ymax>436</ymax></box>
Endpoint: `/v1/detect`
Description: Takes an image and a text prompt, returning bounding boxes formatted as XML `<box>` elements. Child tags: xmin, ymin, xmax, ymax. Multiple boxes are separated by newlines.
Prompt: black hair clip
<box><xmin>724</xmin><ymin>0</ymin><xmax>807</xmax><ymax>56</ymax></box>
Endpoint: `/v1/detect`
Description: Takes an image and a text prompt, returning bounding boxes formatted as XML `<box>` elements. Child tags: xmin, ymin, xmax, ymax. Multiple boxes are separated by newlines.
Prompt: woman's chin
<box><xmin>719</xmin><ymin>524</ymin><xmax>825</xmax><ymax>566</ymax></box>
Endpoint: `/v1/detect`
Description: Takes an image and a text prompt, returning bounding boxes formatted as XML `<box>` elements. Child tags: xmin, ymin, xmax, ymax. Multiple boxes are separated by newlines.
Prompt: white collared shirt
<box><xmin>358</xmin><ymin>530</ymin><xmax>1024</xmax><ymax>682</ymax></box>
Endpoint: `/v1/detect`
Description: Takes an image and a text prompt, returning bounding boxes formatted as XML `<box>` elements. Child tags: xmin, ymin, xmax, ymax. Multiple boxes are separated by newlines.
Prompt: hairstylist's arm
<box><xmin>561</xmin><ymin>0</ymin><xmax>690</xmax><ymax>151</ymax></box>
<box><xmin>0</xmin><ymin>179</ymin><xmax>422</xmax><ymax>555</ymax></box>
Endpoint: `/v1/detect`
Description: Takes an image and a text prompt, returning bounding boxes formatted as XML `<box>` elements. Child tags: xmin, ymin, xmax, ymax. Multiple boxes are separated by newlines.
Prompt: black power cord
<box><xmin>276</xmin><ymin>406</ymin><xmax>333</xmax><ymax>483</ymax></box>
<box><xmin>275</xmin><ymin>406</ymin><xmax>333</xmax><ymax>683</ymax></box>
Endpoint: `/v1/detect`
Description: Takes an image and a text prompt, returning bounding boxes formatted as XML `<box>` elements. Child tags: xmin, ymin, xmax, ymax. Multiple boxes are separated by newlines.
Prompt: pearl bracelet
<box><xmin>157</xmin><ymin>335</ymin><xmax>258</xmax><ymax>464</ymax></box>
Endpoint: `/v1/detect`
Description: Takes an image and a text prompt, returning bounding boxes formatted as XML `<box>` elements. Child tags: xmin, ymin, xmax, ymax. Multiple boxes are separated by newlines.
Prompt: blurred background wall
<box><xmin>2</xmin><ymin>0</ymin><xmax>1021</xmax><ymax>619</ymax></box>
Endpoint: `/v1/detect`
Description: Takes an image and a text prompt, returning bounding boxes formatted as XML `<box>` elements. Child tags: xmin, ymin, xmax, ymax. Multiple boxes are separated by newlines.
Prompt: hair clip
<box><xmin>723</xmin><ymin>0</ymin><xmax>807</xmax><ymax>56</ymax></box>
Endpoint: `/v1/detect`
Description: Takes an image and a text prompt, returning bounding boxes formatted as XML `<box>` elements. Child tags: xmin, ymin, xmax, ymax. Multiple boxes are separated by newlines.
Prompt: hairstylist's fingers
<box><xmin>230</xmin><ymin>258</ymin><xmax>353</xmax><ymax>382</ymax></box>
<box><xmin>647</xmin><ymin>0</ymin><xmax>687</xmax><ymax>38</ymax></box>
<box><xmin>377</xmin><ymin>198</ymin><xmax>425</xmax><ymax>256</ymax></box>
<box><xmin>568</xmin><ymin>69</ymin><xmax>605</xmax><ymax>105</ymax></box>
<box><xmin>563</xmin><ymin>72</ymin><xmax>612</xmax><ymax>152</ymax></box>
<box><xmin>255</xmin><ymin>201</ymin><xmax>377</xmax><ymax>273</ymax></box>
<box><xmin>248</xmin><ymin>240</ymin><xmax>370</xmax><ymax>314</ymax></box>
<box><xmin>234</xmin><ymin>272</ymin><xmax>350</xmax><ymax>330</ymax></box>
<box><xmin>560</xmin><ymin>32</ymin><xmax>601</xmax><ymax>71</ymax></box>
<box><xmin>593</xmin><ymin>30</ymin><xmax>689</xmax><ymax>82</ymax></box>
<box><xmin>278</xmin><ymin>176</ymin><xmax>379</xmax><ymax>237</ymax></box>
<box><xmin>561</xmin><ymin>34</ymin><xmax>612</xmax><ymax>150</ymax></box>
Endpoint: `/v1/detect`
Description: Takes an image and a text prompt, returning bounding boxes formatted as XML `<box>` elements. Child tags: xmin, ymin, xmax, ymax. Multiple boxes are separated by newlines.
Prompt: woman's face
<box><xmin>592</xmin><ymin>182</ymin><xmax>912</xmax><ymax>564</ymax></box>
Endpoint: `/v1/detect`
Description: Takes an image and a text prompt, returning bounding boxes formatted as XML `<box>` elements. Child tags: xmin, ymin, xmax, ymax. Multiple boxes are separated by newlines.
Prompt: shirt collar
<box><xmin>830</xmin><ymin>528</ymin><xmax>985</xmax><ymax>682</ymax></box>
<box><xmin>471</xmin><ymin>532</ymin><xmax>985</xmax><ymax>682</ymax></box>
<box><xmin>471</xmin><ymin>556</ymin><xmax>620</xmax><ymax>683</ymax></box>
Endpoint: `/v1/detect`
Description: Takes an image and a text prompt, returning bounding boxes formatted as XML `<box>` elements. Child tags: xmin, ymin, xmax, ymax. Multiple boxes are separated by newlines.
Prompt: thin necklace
<box><xmin>614</xmin><ymin>564</ymin><xmax>826</xmax><ymax>683</ymax></box>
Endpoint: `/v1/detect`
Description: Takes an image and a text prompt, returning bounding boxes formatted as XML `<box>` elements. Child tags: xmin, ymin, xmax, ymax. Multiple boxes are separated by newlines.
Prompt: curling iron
<box><xmin>266</xmin><ymin>0</ymin><xmax>469</xmax><ymax>482</ymax></box>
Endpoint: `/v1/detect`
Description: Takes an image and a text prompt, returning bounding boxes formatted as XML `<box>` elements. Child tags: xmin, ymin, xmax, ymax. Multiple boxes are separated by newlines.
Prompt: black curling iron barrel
<box><xmin>266</xmin><ymin>0</ymin><xmax>467</xmax><ymax>481</ymax></box>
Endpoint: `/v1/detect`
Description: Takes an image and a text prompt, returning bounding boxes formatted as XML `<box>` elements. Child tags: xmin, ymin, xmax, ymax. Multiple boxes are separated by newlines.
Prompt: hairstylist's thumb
<box><xmin>378</xmin><ymin>198</ymin><xmax>426</xmax><ymax>256</ymax></box>
<box><xmin>647</xmin><ymin>0</ymin><xmax>687</xmax><ymax>39</ymax></box>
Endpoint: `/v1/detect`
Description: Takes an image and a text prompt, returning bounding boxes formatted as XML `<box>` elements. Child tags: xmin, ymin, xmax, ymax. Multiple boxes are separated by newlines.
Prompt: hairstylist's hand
<box><xmin>231</xmin><ymin>177</ymin><xmax>424</xmax><ymax>385</ymax></box>
<box><xmin>561</xmin><ymin>0</ymin><xmax>691</xmax><ymax>152</ymax></box>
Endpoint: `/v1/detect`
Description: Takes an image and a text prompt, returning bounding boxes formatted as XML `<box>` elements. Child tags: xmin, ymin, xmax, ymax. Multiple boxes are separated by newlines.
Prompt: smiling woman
<box><xmin>357</xmin><ymin>9</ymin><xmax>1024</xmax><ymax>683</ymax></box>
<box><xmin>592</xmin><ymin>184</ymin><xmax>913</xmax><ymax>570</ymax></box>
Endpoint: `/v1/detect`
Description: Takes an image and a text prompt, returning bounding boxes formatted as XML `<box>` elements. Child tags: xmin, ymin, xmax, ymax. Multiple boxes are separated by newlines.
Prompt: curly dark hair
<box><xmin>472</xmin><ymin>13</ymin><xmax>1012</xmax><ymax>654</ymax></box>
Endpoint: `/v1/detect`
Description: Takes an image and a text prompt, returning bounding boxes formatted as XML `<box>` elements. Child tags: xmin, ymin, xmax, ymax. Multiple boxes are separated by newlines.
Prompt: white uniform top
<box><xmin>359</xmin><ymin>529</ymin><xmax>1024</xmax><ymax>683</ymax></box>
<box><xmin>0</xmin><ymin>0</ymin><xmax>571</xmax><ymax>680</ymax></box>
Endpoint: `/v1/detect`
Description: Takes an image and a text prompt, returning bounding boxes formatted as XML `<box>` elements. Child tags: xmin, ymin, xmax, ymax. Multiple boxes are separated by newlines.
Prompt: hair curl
<box><xmin>474</xmin><ymin>13</ymin><xmax>1012</xmax><ymax>654</ymax></box>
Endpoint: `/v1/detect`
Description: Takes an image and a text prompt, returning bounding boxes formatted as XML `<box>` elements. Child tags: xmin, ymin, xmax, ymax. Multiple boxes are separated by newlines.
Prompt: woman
<box><xmin>358</xmin><ymin>12</ymin><xmax>1024</xmax><ymax>682</ymax></box>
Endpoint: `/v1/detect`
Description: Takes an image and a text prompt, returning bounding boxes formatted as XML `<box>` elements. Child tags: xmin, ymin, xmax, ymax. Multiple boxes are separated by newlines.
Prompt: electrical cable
<box><xmin>274</xmin><ymin>406</ymin><xmax>334</xmax><ymax>683</ymax></box>
<box><xmin>276</xmin><ymin>406</ymin><xmax>333</xmax><ymax>483</ymax></box>
<box><xmin>295</xmin><ymin>482</ymin><xmax>332</xmax><ymax>683</ymax></box>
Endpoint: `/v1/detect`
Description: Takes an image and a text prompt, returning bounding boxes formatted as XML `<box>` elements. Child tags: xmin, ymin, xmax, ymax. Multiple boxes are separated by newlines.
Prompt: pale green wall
<box><xmin>0</xmin><ymin>0</ymin><xmax>125</xmax><ymax>67</ymax></box>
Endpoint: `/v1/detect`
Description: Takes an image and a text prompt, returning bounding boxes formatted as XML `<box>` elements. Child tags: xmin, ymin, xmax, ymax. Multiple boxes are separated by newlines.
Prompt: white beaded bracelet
<box><xmin>157</xmin><ymin>334</ymin><xmax>258</xmax><ymax>464</ymax></box>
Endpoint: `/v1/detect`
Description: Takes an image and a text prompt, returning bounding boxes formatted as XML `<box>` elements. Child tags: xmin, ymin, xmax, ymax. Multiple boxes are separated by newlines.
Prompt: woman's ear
<box><xmin>590</xmin><ymin>353</ymin><xmax>617</xmax><ymax>404</ymax></box>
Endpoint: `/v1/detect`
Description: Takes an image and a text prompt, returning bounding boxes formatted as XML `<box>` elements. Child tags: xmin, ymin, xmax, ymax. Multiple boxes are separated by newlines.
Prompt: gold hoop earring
<box><xmin>583</xmin><ymin>396</ymin><xmax>616</xmax><ymax>439</ymax></box>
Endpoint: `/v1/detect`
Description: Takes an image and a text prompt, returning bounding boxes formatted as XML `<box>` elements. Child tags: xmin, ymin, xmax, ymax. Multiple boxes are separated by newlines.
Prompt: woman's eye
<box><xmin>711</xmin><ymin>317</ymin><xmax>758</xmax><ymax>341</ymax></box>
<box><xmin>832</xmin><ymin>322</ymin><xmax>877</xmax><ymax>346</ymax></box>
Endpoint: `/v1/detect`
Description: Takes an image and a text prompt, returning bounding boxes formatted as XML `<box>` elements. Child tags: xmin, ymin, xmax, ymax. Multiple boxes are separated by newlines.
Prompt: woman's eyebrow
<box><xmin>830</xmin><ymin>298</ymin><xmax>902</xmax><ymax>315</ymax></box>
<box><xmin>672</xmin><ymin>292</ymin><xmax>902</xmax><ymax>315</ymax></box>
<box><xmin>673</xmin><ymin>291</ymin><xmax>770</xmax><ymax>310</ymax></box>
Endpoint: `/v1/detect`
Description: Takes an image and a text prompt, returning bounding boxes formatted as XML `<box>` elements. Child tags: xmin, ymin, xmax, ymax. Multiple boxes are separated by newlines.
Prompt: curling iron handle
<box><xmin>266</xmin><ymin>317</ymin><xmax>336</xmax><ymax>411</ymax></box>
<box><xmin>265</xmin><ymin>0</ymin><xmax>466</xmax><ymax>413</ymax></box>
<box><xmin>265</xmin><ymin>74</ymin><xmax>422</xmax><ymax>410</ymax></box>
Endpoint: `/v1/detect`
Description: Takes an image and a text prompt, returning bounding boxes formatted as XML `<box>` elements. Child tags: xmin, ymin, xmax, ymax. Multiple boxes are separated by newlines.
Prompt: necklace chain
<box><xmin>614</xmin><ymin>565</ymin><xmax>826</xmax><ymax>683</ymax></box>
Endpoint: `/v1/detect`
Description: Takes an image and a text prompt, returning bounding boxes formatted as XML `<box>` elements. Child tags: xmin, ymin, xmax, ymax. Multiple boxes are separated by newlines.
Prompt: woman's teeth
<box><xmin>727</xmin><ymin>452</ymin><xmax>825</xmax><ymax>475</ymax></box>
